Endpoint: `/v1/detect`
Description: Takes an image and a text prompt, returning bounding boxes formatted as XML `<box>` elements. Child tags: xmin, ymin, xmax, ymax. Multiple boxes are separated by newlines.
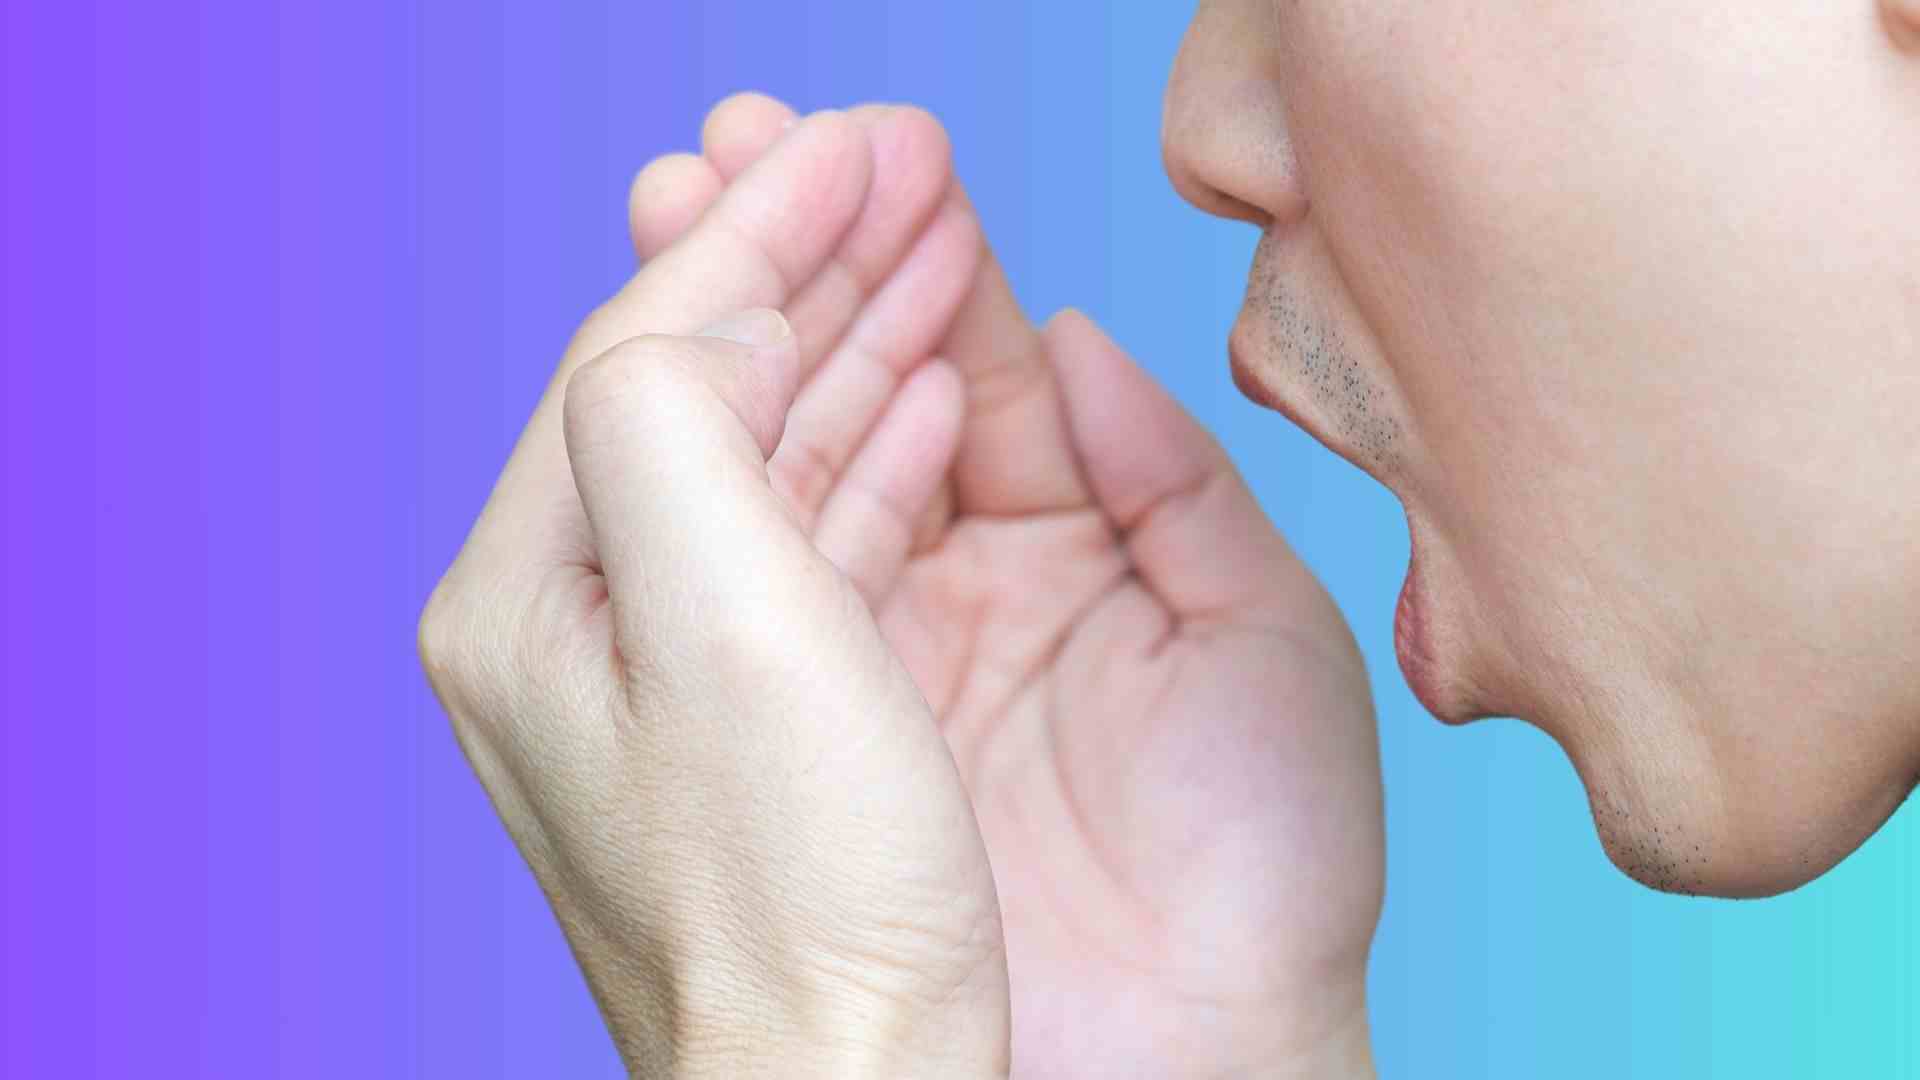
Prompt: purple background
<box><xmin>4</xmin><ymin>2</ymin><xmax>1914</xmax><ymax>1076</ymax></box>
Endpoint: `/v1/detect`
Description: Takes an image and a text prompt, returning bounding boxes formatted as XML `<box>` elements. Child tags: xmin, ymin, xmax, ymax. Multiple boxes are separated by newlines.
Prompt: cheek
<box><xmin>1282</xmin><ymin>11</ymin><xmax>1734</xmax><ymax>529</ymax></box>
<box><xmin>1272</xmin><ymin>12</ymin><xmax>1539</xmax><ymax>431</ymax></box>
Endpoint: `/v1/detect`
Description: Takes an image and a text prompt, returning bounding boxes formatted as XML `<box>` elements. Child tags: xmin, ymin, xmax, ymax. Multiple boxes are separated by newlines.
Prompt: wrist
<box><xmin>663</xmin><ymin>983</ymin><xmax>1010</xmax><ymax>1080</ymax></box>
<box><xmin>1270</xmin><ymin>1003</ymin><xmax>1374</xmax><ymax>1080</ymax></box>
<box><xmin>1244</xmin><ymin>982</ymin><xmax>1374</xmax><ymax>1080</ymax></box>
<box><xmin>589</xmin><ymin>929</ymin><xmax>1010</xmax><ymax>1080</ymax></box>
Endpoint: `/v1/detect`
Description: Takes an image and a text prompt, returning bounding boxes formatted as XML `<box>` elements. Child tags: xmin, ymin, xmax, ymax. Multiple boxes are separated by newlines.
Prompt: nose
<box><xmin>1161</xmin><ymin>0</ymin><xmax>1306</xmax><ymax>229</ymax></box>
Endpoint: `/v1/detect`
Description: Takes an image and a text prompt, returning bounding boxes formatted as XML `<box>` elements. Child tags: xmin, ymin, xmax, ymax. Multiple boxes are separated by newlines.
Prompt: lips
<box><xmin>1393</xmin><ymin>536</ymin><xmax>1462</xmax><ymax>723</ymax></box>
<box><xmin>1236</xmin><ymin>311</ymin><xmax>1457</xmax><ymax>721</ymax></box>
<box><xmin>1227</xmin><ymin>318</ymin><xmax>1340</xmax><ymax>457</ymax></box>
<box><xmin>1227</xmin><ymin>232</ymin><xmax>1327</xmax><ymax>443</ymax></box>
<box><xmin>1227</xmin><ymin>229</ymin><xmax>1410</xmax><ymax>486</ymax></box>
<box><xmin>1230</xmin><ymin>229</ymin><xmax>1470</xmax><ymax>722</ymax></box>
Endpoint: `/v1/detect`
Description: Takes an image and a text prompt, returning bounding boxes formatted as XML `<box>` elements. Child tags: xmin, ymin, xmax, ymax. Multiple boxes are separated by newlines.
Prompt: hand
<box><xmin>633</xmin><ymin>96</ymin><xmax>1385</xmax><ymax>1077</ymax></box>
<box><xmin>421</xmin><ymin>106</ymin><xmax>1011</xmax><ymax>1077</ymax></box>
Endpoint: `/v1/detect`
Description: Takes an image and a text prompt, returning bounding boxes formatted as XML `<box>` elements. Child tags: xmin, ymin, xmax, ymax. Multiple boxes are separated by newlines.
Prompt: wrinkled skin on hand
<box><xmin>632</xmin><ymin>95</ymin><xmax>1385</xmax><ymax>1076</ymax></box>
<box><xmin>423</xmin><ymin>108</ymin><xmax>1014</xmax><ymax>1078</ymax></box>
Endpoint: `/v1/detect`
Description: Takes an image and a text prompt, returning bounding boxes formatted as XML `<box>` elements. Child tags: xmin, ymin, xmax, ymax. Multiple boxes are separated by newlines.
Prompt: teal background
<box><xmin>3</xmin><ymin>1</ymin><xmax>1914</xmax><ymax>1075</ymax></box>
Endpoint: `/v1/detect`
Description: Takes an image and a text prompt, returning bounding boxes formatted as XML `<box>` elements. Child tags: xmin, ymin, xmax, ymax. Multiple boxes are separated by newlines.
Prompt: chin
<box><xmin>1556</xmin><ymin>700</ymin><xmax>1918</xmax><ymax>899</ymax></box>
<box><xmin>1398</xmin><ymin>557</ymin><xmax>1917</xmax><ymax>897</ymax></box>
<box><xmin>1585</xmin><ymin>785</ymin><xmax>1840</xmax><ymax>900</ymax></box>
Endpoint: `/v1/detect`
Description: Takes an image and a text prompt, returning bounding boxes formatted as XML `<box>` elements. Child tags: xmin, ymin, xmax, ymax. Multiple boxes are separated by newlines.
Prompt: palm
<box><xmin>875</xmin><ymin>320</ymin><xmax>1382</xmax><ymax>1076</ymax></box>
<box><xmin>632</xmin><ymin>95</ymin><xmax>1382</xmax><ymax>1076</ymax></box>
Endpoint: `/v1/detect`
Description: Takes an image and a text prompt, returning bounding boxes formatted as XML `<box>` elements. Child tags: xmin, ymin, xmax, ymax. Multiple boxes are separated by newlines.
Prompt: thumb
<box><xmin>562</xmin><ymin>309</ymin><xmax>815</xmax><ymax>651</ymax></box>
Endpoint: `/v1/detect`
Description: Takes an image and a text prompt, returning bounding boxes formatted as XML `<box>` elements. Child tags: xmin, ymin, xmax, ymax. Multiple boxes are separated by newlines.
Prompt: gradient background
<box><xmin>4</xmin><ymin>1</ymin><xmax>1915</xmax><ymax>1076</ymax></box>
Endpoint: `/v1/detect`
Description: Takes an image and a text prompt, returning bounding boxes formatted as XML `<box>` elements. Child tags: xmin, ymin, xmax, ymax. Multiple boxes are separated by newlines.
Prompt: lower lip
<box><xmin>1393</xmin><ymin>538</ymin><xmax>1464</xmax><ymax>724</ymax></box>
<box><xmin>1232</xmin><ymin>311</ymin><xmax>1460</xmax><ymax>721</ymax></box>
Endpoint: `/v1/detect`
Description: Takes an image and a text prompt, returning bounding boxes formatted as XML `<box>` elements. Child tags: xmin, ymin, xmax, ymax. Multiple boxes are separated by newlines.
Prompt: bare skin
<box><xmin>426</xmin><ymin>1</ymin><xmax>1920</xmax><ymax>1071</ymax></box>
<box><xmin>1165</xmin><ymin>0</ymin><xmax>1920</xmax><ymax>897</ymax></box>
<box><xmin>629</xmin><ymin>94</ymin><xmax>1385</xmax><ymax>1077</ymax></box>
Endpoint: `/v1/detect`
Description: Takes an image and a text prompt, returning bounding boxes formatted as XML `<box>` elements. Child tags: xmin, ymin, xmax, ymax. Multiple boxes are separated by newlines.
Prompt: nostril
<box><xmin>1162</xmin><ymin>139</ymin><xmax>1272</xmax><ymax>227</ymax></box>
<box><xmin>1161</xmin><ymin>79</ymin><xmax>1307</xmax><ymax>230</ymax></box>
<box><xmin>1202</xmin><ymin>190</ymin><xmax>1273</xmax><ymax>228</ymax></box>
<box><xmin>1161</xmin><ymin>0</ymin><xmax>1305</xmax><ymax>229</ymax></box>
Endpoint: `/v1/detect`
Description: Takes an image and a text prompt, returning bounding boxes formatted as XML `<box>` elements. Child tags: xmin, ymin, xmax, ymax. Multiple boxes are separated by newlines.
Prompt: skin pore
<box><xmin>421</xmin><ymin>4</ymin><xmax>1920</xmax><ymax>1071</ymax></box>
<box><xmin>1239</xmin><ymin>233</ymin><xmax>1402</xmax><ymax>474</ymax></box>
<box><xmin>1167</xmin><ymin>0</ymin><xmax>1920</xmax><ymax>898</ymax></box>
<box><xmin>1889</xmin><ymin>0</ymin><xmax>1920</xmax><ymax>51</ymax></box>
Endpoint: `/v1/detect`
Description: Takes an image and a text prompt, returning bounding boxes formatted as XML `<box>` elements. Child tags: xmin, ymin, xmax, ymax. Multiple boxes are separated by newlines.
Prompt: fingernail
<box><xmin>699</xmin><ymin>308</ymin><xmax>791</xmax><ymax>348</ymax></box>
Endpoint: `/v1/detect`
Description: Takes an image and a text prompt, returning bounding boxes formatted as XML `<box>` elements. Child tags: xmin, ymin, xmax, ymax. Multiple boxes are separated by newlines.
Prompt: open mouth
<box><xmin>1230</xmin><ymin>230</ymin><xmax>1470</xmax><ymax>721</ymax></box>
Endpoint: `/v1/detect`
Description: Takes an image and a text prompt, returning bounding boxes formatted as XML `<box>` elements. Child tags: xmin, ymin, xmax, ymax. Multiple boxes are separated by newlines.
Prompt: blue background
<box><xmin>4</xmin><ymin>1</ymin><xmax>1914</xmax><ymax>1075</ymax></box>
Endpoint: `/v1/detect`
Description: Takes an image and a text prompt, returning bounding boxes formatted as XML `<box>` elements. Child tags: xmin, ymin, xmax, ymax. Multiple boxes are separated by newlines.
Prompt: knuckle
<box><xmin>770</xmin><ymin>437</ymin><xmax>838</xmax><ymax>521</ymax></box>
<box><xmin>417</xmin><ymin>574</ymin><xmax>486</xmax><ymax>705</ymax></box>
<box><xmin>705</xmin><ymin>560</ymin><xmax>860</xmax><ymax>680</ymax></box>
<box><xmin>418</xmin><ymin>568</ymin><xmax>559</xmax><ymax>742</ymax></box>
<box><xmin>564</xmin><ymin>336</ymin><xmax>701</xmax><ymax>436</ymax></box>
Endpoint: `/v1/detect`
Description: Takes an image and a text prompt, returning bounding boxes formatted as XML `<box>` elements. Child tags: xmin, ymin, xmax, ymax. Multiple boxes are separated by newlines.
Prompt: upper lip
<box><xmin>1226</xmin><ymin>228</ymin><xmax>1346</xmax><ymax>458</ymax></box>
<box><xmin>1227</xmin><ymin>299</ymin><xmax>1409</xmax><ymax>496</ymax></box>
<box><xmin>1227</xmin><ymin>319</ymin><xmax>1338</xmax><ymax>454</ymax></box>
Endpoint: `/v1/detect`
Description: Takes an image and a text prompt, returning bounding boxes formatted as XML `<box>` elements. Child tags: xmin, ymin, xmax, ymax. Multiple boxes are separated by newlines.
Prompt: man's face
<box><xmin>1164</xmin><ymin>0</ymin><xmax>1920</xmax><ymax>896</ymax></box>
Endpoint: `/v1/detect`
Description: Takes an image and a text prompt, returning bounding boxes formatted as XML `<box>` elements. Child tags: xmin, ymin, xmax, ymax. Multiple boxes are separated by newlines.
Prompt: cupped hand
<box><xmin>633</xmin><ymin>95</ymin><xmax>1385</xmax><ymax>1077</ymax></box>
<box><xmin>422</xmin><ymin>105</ymin><xmax>1011</xmax><ymax>1077</ymax></box>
